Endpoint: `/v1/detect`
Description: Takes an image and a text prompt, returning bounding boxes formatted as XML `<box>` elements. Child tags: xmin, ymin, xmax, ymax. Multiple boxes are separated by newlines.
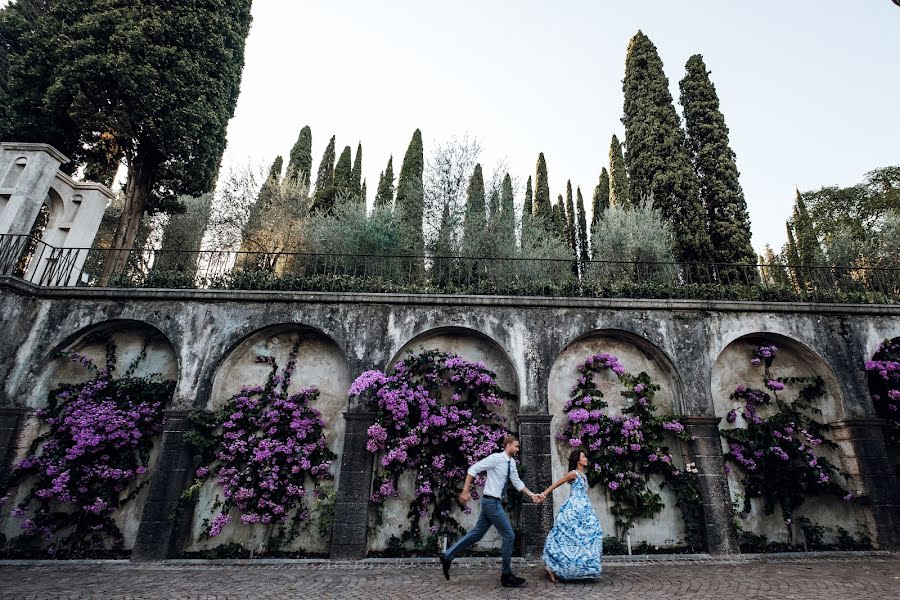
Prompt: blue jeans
<box><xmin>444</xmin><ymin>497</ymin><xmax>514</xmax><ymax>575</ymax></box>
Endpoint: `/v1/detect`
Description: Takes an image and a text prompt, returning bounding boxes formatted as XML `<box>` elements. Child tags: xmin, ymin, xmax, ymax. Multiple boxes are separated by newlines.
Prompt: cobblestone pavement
<box><xmin>0</xmin><ymin>555</ymin><xmax>898</xmax><ymax>600</ymax></box>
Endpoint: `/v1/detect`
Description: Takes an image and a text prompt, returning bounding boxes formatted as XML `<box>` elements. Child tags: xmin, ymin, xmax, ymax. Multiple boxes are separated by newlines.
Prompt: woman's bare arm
<box><xmin>542</xmin><ymin>471</ymin><xmax>577</xmax><ymax>497</ymax></box>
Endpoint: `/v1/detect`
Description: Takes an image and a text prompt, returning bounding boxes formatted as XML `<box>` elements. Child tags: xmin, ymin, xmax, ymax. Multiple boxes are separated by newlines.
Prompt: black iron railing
<box><xmin>1</xmin><ymin>233</ymin><xmax>898</xmax><ymax>304</ymax></box>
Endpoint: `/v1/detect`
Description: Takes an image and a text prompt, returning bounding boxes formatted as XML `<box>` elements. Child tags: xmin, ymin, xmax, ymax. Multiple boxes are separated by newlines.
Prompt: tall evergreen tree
<box><xmin>0</xmin><ymin>0</ymin><xmax>254</xmax><ymax>280</ymax></box>
<box><xmin>565</xmin><ymin>180</ymin><xmax>577</xmax><ymax>253</ymax></box>
<box><xmin>609</xmin><ymin>135</ymin><xmax>631</xmax><ymax>207</ymax></box>
<box><xmin>792</xmin><ymin>189</ymin><xmax>823</xmax><ymax>266</ymax></box>
<box><xmin>351</xmin><ymin>142</ymin><xmax>363</xmax><ymax>196</ymax></box>
<box><xmin>314</xmin><ymin>135</ymin><xmax>337</xmax><ymax>211</ymax></box>
<box><xmin>524</xmin><ymin>176</ymin><xmax>534</xmax><ymax>217</ymax></box>
<box><xmin>592</xmin><ymin>168</ymin><xmax>610</xmax><ymax>233</ymax></box>
<box><xmin>488</xmin><ymin>188</ymin><xmax>500</xmax><ymax>226</ymax></box>
<box><xmin>334</xmin><ymin>145</ymin><xmax>353</xmax><ymax>192</ymax></box>
<box><xmin>576</xmin><ymin>187</ymin><xmax>589</xmax><ymax>263</ymax></box>
<box><xmin>554</xmin><ymin>195</ymin><xmax>567</xmax><ymax>241</ymax></box>
<box><xmin>462</xmin><ymin>164</ymin><xmax>486</xmax><ymax>254</ymax></box>
<box><xmin>534</xmin><ymin>153</ymin><xmax>551</xmax><ymax>218</ymax></box>
<box><xmin>762</xmin><ymin>244</ymin><xmax>791</xmax><ymax>287</ymax></box>
<box><xmin>287</xmin><ymin>125</ymin><xmax>313</xmax><ymax>186</ymax></box>
<box><xmin>499</xmin><ymin>173</ymin><xmax>516</xmax><ymax>255</ymax></box>
<box><xmin>679</xmin><ymin>54</ymin><xmax>756</xmax><ymax>269</ymax></box>
<box><xmin>396</xmin><ymin>129</ymin><xmax>425</xmax><ymax>256</ymax></box>
<box><xmin>374</xmin><ymin>156</ymin><xmax>395</xmax><ymax>210</ymax></box>
<box><xmin>785</xmin><ymin>222</ymin><xmax>805</xmax><ymax>289</ymax></box>
<box><xmin>622</xmin><ymin>31</ymin><xmax>711</xmax><ymax>264</ymax></box>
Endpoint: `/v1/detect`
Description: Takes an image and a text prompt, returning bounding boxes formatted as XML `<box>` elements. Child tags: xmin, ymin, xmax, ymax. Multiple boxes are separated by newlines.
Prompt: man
<box><xmin>440</xmin><ymin>434</ymin><xmax>544</xmax><ymax>588</ymax></box>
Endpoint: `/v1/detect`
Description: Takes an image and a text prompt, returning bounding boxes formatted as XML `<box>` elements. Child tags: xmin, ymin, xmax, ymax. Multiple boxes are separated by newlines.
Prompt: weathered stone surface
<box><xmin>330</xmin><ymin>412</ymin><xmax>375</xmax><ymax>559</ymax></box>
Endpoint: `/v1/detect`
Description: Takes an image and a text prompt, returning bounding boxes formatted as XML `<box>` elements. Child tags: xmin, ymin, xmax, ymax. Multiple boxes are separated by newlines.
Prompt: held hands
<box><xmin>531</xmin><ymin>492</ymin><xmax>546</xmax><ymax>504</ymax></box>
<box><xmin>458</xmin><ymin>489</ymin><xmax>472</xmax><ymax>504</ymax></box>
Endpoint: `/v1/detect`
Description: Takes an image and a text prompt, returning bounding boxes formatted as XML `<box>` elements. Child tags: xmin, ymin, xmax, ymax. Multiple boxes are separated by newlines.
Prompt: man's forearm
<box><xmin>461</xmin><ymin>474</ymin><xmax>474</xmax><ymax>493</ymax></box>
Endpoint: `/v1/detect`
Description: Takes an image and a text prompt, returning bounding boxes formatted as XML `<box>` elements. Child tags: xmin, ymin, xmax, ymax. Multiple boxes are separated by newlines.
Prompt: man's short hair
<box><xmin>502</xmin><ymin>434</ymin><xmax>519</xmax><ymax>447</ymax></box>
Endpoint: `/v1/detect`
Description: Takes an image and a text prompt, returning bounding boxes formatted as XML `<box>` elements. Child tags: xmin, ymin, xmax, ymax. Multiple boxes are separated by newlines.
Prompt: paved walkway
<box><xmin>0</xmin><ymin>555</ymin><xmax>898</xmax><ymax>599</ymax></box>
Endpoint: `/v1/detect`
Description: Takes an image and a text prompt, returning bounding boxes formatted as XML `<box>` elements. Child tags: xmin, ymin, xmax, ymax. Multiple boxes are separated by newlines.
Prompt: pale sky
<box><xmin>5</xmin><ymin>1</ymin><xmax>899</xmax><ymax>254</ymax></box>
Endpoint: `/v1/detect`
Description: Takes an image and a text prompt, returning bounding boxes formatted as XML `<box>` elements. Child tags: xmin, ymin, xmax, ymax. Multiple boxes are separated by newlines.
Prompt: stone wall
<box><xmin>0</xmin><ymin>277</ymin><xmax>897</xmax><ymax>558</ymax></box>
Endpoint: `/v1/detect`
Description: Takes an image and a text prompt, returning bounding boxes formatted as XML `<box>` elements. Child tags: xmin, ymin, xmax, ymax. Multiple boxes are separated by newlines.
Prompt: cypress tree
<box><xmin>576</xmin><ymin>187</ymin><xmax>589</xmax><ymax>263</ymax></box>
<box><xmin>524</xmin><ymin>176</ymin><xmax>534</xmax><ymax>217</ymax></box>
<box><xmin>622</xmin><ymin>31</ymin><xmax>711</xmax><ymax>264</ymax></box>
<box><xmin>679</xmin><ymin>54</ymin><xmax>756</xmax><ymax>269</ymax></box>
<box><xmin>534</xmin><ymin>153</ymin><xmax>551</xmax><ymax>218</ymax></box>
<box><xmin>792</xmin><ymin>189</ymin><xmax>823</xmax><ymax>266</ymax></box>
<box><xmin>287</xmin><ymin>125</ymin><xmax>313</xmax><ymax>186</ymax></box>
<box><xmin>360</xmin><ymin>179</ymin><xmax>367</xmax><ymax>206</ymax></box>
<box><xmin>334</xmin><ymin>145</ymin><xmax>353</xmax><ymax>193</ymax></box>
<box><xmin>462</xmin><ymin>164</ymin><xmax>486</xmax><ymax>254</ymax></box>
<box><xmin>785</xmin><ymin>222</ymin><xmax>804</xmax><ymax>289</ymax></box>
<box><xmin>499</xmin><ymin>173</ymin><xmax>516</xmax><ymax>255</ymax></box>
<box><xmin>763</xmin><ymin>244</ymin><xmax>791</xmax><ymax>287</ymax></box>
<box><xmin>521</xmin><ymin>175</ymin><xmax>534</xmax><ymax>250</ymax></box>
<box><xmin>314</xmin><ymin>135</ymin><xmax>337</xmax><ymax>211</ymax></box>
<box><xmin>565</xmin><ymin>180</ymin><xmax>577</xmax><ymax>253</ymax></box>
<box><xmin>351</xmin><ymin>142</ymin><xmax>363</xmax><ymax>196</ymax></box>
<box><xmin>374</xmin><ymin>156</ymin><xmax>395</xmax><ymax>210</ymax></box>
<box><xmin>554</xmin><ymin>195</ymin><xmax>567</xmax><ymax>241</ymax></box>
<box><xmin>396</xmin><ymin>129</ymin><xmax>425</xmax><ymax>256</ymax></box>
<box><xmin>592</xmin><ymin>168</ymin><xmax>610</xmax><ymax>233</ymax></box>
<box><xmin>488</xmin><ymin>188</ymin><xmax>500</xmax><ymax>226</ymax></box>
<box><xmin>609</xmin><ymin>135</ymin><xmax>631</xmax><ymax>207</ymax></box>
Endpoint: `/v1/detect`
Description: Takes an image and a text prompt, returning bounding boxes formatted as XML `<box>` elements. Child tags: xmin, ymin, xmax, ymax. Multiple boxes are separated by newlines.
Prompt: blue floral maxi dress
<box><xmin>542</xmin><ymin>470</ymin><xmax>603</xmax><ymax>579</ymax></box>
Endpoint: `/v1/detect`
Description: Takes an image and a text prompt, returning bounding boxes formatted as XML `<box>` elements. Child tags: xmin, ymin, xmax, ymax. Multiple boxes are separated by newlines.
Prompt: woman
<box><xmin>540</xmin><ymin>449</ymin><xmax>603</xmax><ymax>582</ymax></box>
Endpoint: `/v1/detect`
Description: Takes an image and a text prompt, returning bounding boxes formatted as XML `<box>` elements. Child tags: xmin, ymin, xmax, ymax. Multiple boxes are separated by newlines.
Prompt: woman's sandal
<box><xmin>545</xmin><ymin>567</ymin><xmax>559</xmax><ymax>584</ymax></box>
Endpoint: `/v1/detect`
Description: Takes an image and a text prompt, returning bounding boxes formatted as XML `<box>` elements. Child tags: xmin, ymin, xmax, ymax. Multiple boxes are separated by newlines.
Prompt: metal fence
<box><xmin>2</xmin><ymin>233</ymin><xmax>898</xmax><ymax>304</ymax></box>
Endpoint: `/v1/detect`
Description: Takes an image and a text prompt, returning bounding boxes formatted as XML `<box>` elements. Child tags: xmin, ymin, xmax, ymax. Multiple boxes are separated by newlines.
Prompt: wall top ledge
<box><xmin>54</xmin><ymin>170</ymin><xmax>116</xmax><ymax>199</ymax></box>
<box><xmin>1</xmin><ymin>142</ymin><xmax>69</xmax><ymax>164</ymax></box>
<box><xmin>2</xmin><ymin>276</ymin><xmax>899</xmax><ymax>317</ymax></box>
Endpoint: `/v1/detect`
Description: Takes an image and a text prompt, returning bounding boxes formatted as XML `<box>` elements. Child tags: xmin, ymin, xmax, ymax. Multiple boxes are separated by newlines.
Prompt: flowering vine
<box><xmin>865</xmin><ymin>338</ymin><xmax>899</xmax><ymax>449</ymax></box>
<box><xmin>184</xmin><ymin>339</ymin><xmax>335</xmax><ymax>548</ymax></box>
<box><xmin>721</xmin><ymin>344</ymin><xmax>850</xmax><ymax>541</ymax></box>
<box><xmin>557</xmin><ymin>353</ymin><xmax>701</xmax><ymax>546</ymax></box>
<box><xmin>350</xmin><ymin>350</ymin><xmax>514</xmax><ymax>549</ymax></box>
<box><xmin>0</xmin><ymin>336</ymin><xmax>172</xmax><ymax>556</ymax></box>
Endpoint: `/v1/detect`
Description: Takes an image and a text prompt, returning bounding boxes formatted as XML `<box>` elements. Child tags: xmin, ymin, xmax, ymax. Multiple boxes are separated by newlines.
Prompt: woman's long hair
<box><xmin>568</xmin><ymin>449</ymin><xmax>584</xmax><ymax>472</ymax></box>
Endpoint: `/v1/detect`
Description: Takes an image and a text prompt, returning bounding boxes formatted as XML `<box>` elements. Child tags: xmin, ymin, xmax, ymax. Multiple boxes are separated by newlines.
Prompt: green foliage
<box><xmin>462</xmin><ymin>164</ymin><xmax>486</xmax><ymax>255</ymax></box>
<box><xmin>609</xmin><ymin>135</ymin><xmax>630</xmax><ymax>208</ymax></box>
<box><xmin>679</xmin><ymin>54</ymin><xmax>756</xmax><ymax>272</ymax></box>
<box><xmin>623</xmin><ymin>31</ymin><xmax>711</xmax><ymax>264</ymax></box>
<box><xmin>498</xmin><ymin>174</ymin><xmax>516</xmax><ymax>254</ymax></box>
<box><xmin>374</xmin><ymin>156</ymin><xmax>395</xmax><ymax>210</ymax></box>
<box><xmin>565</xmin><ymin>181</ymin><xmax>577</xmax><ymax>254</ymax></box>
<box><xmin>154</xmin><ymin>193</ymin><xmax>214</xmax><ymax>279</ymax></box>
<box><xmin>351</xmin><ymin>143</ymin><xmax>363</xmax><ymax>196</ymax></box>
<box><xmin>533</xmin><ymin>153</ymin><xmax>551</xmax><ymax>218</ymax></box>
<box><xmin>334</xmin><ymin>145</ymin><xmax>353</xmax><ymax>195</ymax></box>
<box><xmin>792</xmin><ymin>190</ymin><xmax>824</xmax><ymax>267</ymax></box>
<box><xmin>576</xmin><ymin>187</ymin><xmax>589</xmax><ymax>264</ymax></box>
<box><xmin>314</xmin><ymin>136</ymin><xmax>337</xmax><ymax>212</ymax></box>
<box><xmin>396</xmin><ymin>129</ymin><xmax>425</xmax><ymax>257</ymax></box>
<box><xmin>287</xmin><ymin>125</ymin><xmax>313</xmax><ymax>186</ymax></box>
<box><xmin>307</xmin><ymin>196</ymin><xmax>411</xmax><ymax>259</ymax></box>
<box><xmin>591</xmin><ymin>167</ymin><xmax>610</xmax><ymax>236</ymax></box>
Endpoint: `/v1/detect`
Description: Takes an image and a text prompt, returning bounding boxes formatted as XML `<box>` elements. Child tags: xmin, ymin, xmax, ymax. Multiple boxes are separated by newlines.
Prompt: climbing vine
<box><xmin>557</xmin><ymin>353</ymin><xmax>703</xmax><ymax>549</ymax></box>
<box><xmin>866</xmin><ymin>338</ymin><xmax>899</xmax><ymax>450</ymax></box>
<box><xmin>184</xmin><ymin>339</ymin><xmax>335</xmax><ymax>550</ymax></box>
<box><xmin>350</xmin><ymin>350</ymin><xmax>514</xmax><ymax>551</ymax></box>
<box><xmin>0</xmin><ymin>336</ymin><xmax>172</xmax><ymax>557</ymax></box>
<box><xmin>721</xmin><ymin>344</ymin><xmax>852</xmax><ymax>543</ymax></box>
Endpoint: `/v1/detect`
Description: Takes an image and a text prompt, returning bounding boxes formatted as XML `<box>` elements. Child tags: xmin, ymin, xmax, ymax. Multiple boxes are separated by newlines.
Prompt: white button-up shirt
<box><xmin>468</xmin><ymin>452</ymin><xmax>525</xmax><ymax>499</ymax></box>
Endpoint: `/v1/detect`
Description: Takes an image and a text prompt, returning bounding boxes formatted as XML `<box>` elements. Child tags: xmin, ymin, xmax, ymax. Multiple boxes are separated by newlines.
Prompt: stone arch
<box><xmin>184</xmin><ymin>322</ymin><xmax>351</xmax><ymax>555</ymax></box>
<box><xmin>2</xmin><ymin>319</ymin><xmax>178</xmax><ymax>551</ymax></box>
<box><xmin>547</xmin><ymin>328</ymin><xmax>687</xmax><ymax>547</ymax></box>
<box><xmin>712</xmin><ymin>332</ymin><xmax>861</xmax><ymax>546</ymax></box>
<box><xmin>711</xmin><ymin>332</ymin><xmax>845</xmax><ymax>423</ymax></box>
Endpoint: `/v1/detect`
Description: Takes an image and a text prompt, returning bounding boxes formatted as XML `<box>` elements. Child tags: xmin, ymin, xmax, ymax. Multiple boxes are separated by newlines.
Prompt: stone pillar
<box><xmin>0</xmin><ymin>407</ymin><xmax>26</xmax><ymax>487</ymax></box>
<box><xmin>681</xmin><ymin>416</ymin><xmax>740</xmax><ymax>555</ymax></box>
<box><xmin>132</xmin><ymin>410</ymin><xmax>197</xmax><ymax>561</ymax></box>
<box><xmin>831</xmin><ymin>419</ymin><xmax>900</xmax><ymax>549</ymax></box>
<box><xmin>517</xmin><ymin>413</ymin><xmax>554</xmax><ymax>559</ymax></box>
<box><xmin>330</xmin><ymin>411</ymin><xmax>375</xmax><ymax>559</ymax></box>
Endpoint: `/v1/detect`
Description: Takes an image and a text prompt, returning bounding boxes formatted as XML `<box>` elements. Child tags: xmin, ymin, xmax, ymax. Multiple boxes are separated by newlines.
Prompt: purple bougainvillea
<box><xmin>866</xmin><ymin>338</ymin><xmax>900</xmax><ymax>448</ymax></box>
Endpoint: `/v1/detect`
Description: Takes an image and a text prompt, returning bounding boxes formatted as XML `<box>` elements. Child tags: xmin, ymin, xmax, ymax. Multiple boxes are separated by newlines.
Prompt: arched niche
<box><xmin>2</xmin><ymin>320</ymin><xmax>178</xmax><ymax>551</ymax></box>
<box><xmin>547</xmin><ymin>330</ymin><xmax>686</xmax><ymax>547</ymax></box>
<box><xmin>185</xmin><ymin>324</ymin><xmax>351</xmax><ymax>555</ymax></box>
<box><xmin>712</xmin><ymin>333</ymin><xmax>862</xmax><ymax>546</ymax></box>
<box><xmin>367</xmin><ymin>326</ymin><xmax>521</xmax><ymax>553</ymax></box>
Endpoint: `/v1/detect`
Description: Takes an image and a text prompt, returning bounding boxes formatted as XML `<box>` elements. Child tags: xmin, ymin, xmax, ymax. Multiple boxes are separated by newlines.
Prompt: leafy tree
<box><xmin>592</xmin><ymin>168</ymin><xmax>610</xmax><ymax>236</ymax></box>
<box><xmin>314</xmin><ymin>135</ymin><xmax>337</xmax><ymax>212</ymax></box>
<box><xmin>462</xmin><ymin>164</ymin><xmax>486</xmax><ymax>255</ymax></box>
<box><xmin>374</xmin><ymin>156</ymin><xmax>395</xmax><ymax>210</ymax></box>
<box><xmin>287</xmin><ymin>125</ymin><xmax>313</xmax><ymax>186</ymax></box>
<box><xmin>534</xmin><ymin>153</ymin><xmax>551</xmax><ymax>218</ymax></box>
<box><xmin>679</xmin><ymin>54</ymin><xmax>756</xmax><ymax>271</ymax></box>
<box><xmin>240</xmin><ymin>159</ymin><xmax>311</xmax><ymax>259</ymax></box>
<box><xmin>576</xmin><ymin>187</ymin><xmax>589</xmax><ymax>263</ymax></box>
<box><xmin>792</xmin><ymin>189</ymin><xmax>824</xmax><ymax>267</ymax></box>
<box><xmin>784</xmin><ymin>222</ymin><xmax>804</xmax><ymax>288</ymax></box>
<box><xmin>565</xmin><ymin>180</ymin><xmax>577</xmax><ymax>254</ymax></box>
<box><xmin>155</xmin><ymin>192</ymin><xmax>214</xmax><ymax>279</ymax></box>
<box><xmin>609</xmin><ymin>135</ymin><xmax>630</xmax><ymax>207</ymax></box>
<box><xmin>1</xmin><ymin>1</ymin><xmax>254</xmax><ymax>281</ymax></box>
<box><xmin>396</xmin><ymin>129</ymin><xmax>425</xmax><ymax>256</ymax></box>
<box><xmin>499</xmin><ymin>173</ymin><xmax>516</xmax><ymax>255</ymax></box>
<box><xmin>334</xmin><ymin>145</ymin><xmax>353</xmax><ymax>194</ymax></box>
<box><xmin>762</xmin><ymin>244</ymin><xmax>791</xmax><ymax>288</ymax></box>
<box><xmin>351</xmin><ymin>142</ymin><xmax>363</xmax><ymax>196</ymax></box>
<box><xmin>622</xmin><ymin>31</ymin><xmax>711</xmax><ymax>264</ymax></box>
